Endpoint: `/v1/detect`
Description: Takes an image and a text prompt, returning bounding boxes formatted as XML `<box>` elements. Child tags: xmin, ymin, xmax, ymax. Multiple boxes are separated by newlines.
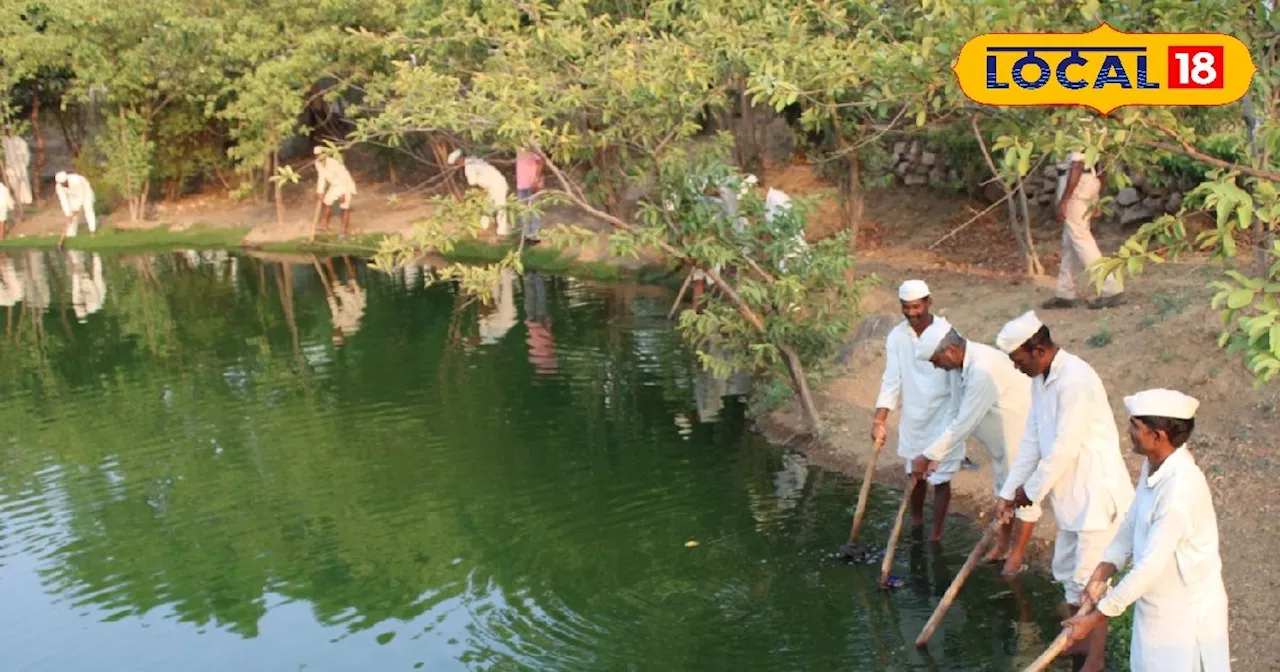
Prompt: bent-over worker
<box><xmin>449</xmin><ymin>149</ymin><xmax>511</xmax><ymax>237</ymax></box>
<box><xmin>1064</xmin><ymin>388</ymin><xmax>1230</xmax><ymax>672</ymax></box>
<box><xmin>994</xmin><ymin>311</ymin><xmax>1134</xmax><ymax>672</ymax></box>
<box><xmin>872</xmin><ymin>280</ymin><xmax>960</xmax><ymax>542</ymax></box>
<box><xmin>915</xmin><ymin>321</ymin><xmax>1040</xmax><ymax>567</ymax></box>
<box><xmin>315</xmin><ymin>146</ymin><xmax>357</xmax><ymax>237</ymax></box>
<box><xmin>55</xmin><ymin>171</ymin><xmax>96</xmax><ymax>247</ymax></box>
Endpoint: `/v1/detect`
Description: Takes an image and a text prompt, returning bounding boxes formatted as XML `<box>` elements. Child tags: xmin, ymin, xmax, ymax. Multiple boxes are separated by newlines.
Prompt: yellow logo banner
<box><xmin>952</xmin><ymin>23</ymin><xmax>1256</xmax><ymax>115</ymax></box>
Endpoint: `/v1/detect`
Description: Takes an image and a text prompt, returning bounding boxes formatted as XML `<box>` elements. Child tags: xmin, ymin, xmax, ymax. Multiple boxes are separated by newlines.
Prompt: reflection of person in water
<box><xmin>522</xmin><ymin>270</ymin><xmax>558</xmax><ymax>375</ymax></box>
<box><xmin>68</xmin><ymin>250</ymin><xmax>107</xmax><ymax>323</ymax></box>
<box><xmin>773</xmin><ymin>452</ymin><xmax>809</xmax><ymax>513</ymax></box>
<box><xmin>318</xmin><ymin>256</ymin><xmax>366</xmax><ymax>347</ymax></box>
<box><xmin>478</xmin><ymin>267</ymin><xmax>518</xmax><ymax>345</ymax></box>
<box><xmin>0</xmin><ymin>252</ymin><xmax>23</xmax><ymax>309</ymax></box>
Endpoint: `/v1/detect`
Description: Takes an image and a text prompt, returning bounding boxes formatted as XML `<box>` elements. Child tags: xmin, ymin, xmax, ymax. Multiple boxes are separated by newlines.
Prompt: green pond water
<box><xmin>0</xmin><ymin>250</ymin><xmax>1068</xmax><ymax>671</ymax></box>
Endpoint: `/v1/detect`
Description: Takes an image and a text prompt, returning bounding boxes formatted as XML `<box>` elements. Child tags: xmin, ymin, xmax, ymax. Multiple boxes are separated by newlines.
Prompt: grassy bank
<box><xmin>0</xmin><ymin>224</ymin><xmax>677</xmax><ymax>284</ymax></box>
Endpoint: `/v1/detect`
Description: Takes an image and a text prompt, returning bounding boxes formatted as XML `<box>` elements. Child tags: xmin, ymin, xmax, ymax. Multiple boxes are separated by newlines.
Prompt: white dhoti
<box><xmin>1056</xmin><ymin>198</ymin><xmax>1122</xmax><ymax>300</ymax></box>
<box><xmin>1052</xmin><ymin>524</ymin><xmax>1118</xmax><ymax>605</ymax></box>
<box><xmin>65</xmin><ymin>199</ymin><xmax>98</xmax><ymax>237</ymax></box>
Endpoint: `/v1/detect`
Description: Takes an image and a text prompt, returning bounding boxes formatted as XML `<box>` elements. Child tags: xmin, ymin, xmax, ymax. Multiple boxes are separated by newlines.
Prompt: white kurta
<box><xmin>56</xmin><ymin>174</ymin><xmax>97</xmax><ymax>235</ymax></box>
<box><xmin>463</xmin><ymin>158</ymin><xmax>510</xmax><ymax>236</ymax></box>
<box><xmin>316</xmin><ymin>157</ymin><xmax>357</xmax><ymax>207</ymax></box>
<box><xmin>69</xmin><ymin>251</ymin><xmax>107</xmax><ymax>322</ymax></box>
<box><xmin>922</xmin><ymin>341</ymin><xmax>1040</xmax><ymax>520</ymax></box>
<box><xmin>0</xmin><ymin>182</ymin><xmax>12</xmax><ymax>222</ymax></box>
<box><xmin>1000</xmin><ymin>349</ymin><xmax>1134</xmax><ymax>531</ymax></box>
<box><xmin>2</xmin><ymin>134</ymin><xmax>33</xmax><ymax>205</ymax></box>
<box><xmin>1097</xmin><ymin>447</ymin><xmax>1231</xmax><ymax>672</ymax></box>
<box><xmin>876</xmin><ymin>319</ymin><xmax>959</xmax><ymax>460</ymax></box>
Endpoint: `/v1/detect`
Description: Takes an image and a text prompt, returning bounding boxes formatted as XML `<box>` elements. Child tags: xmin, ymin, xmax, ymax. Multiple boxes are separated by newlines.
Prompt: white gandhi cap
<box><xmin>1124</xmin><ymin>388</ymin><xmax>1200</xmax><ymax>420</ymax></box>
<box><xmin>447</xmin><ymin>149</ymin><xmax>463</xmax><ymax>164</ymax></box>
<box><xmin>914</xmin><ymin>317</ymin><xmax>953</xmax><ymax>362</ymax></box>
<box><xmin>55</xmin><ymin>171</ymin><xmax>68</xmax><ymax>184</ymax></box>
<box><xmin>995</xmin><ymin>310</ymin><xmax>1043</xmax><ymax>353</ymax></box>
<box><xmin>899</xmin><ymin>279</ymin><xmax>930</xmax><ymax>302</ymax></box>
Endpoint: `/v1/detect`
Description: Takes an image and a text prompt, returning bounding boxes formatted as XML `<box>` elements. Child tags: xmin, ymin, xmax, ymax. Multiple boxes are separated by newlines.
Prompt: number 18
<box><xmin>1168</xmin><ymin>46</ymin><xmax>1224</xmax><ymax>89</ymax></box>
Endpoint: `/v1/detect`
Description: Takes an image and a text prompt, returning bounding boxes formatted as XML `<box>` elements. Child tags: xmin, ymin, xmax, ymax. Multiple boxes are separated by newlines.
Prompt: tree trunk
<box><xmin>273</xmin><ymin>150</ymin><xmax>285</xmax><ymax>227</ymax></box>
<box><xmin>430</xmin><ymin>136</ymin><xmax>465</xmax><ymax>203</ymax></box>
<box><xmin>31</xmin><ymin>96</ymin><xmax>43</xmax><ymax>206</ymax></box>
<box><xmin>1016</xmin><ymin>178</ymin><xmax>1044</xmax><ymax>275</ymax></box>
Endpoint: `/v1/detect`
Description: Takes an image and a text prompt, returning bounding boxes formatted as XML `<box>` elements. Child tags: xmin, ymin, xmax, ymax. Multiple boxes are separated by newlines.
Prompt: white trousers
<box><xmin>1052</xmin><ymin>524</ymin><xmax>1119</xmax><ymax>605</ymax></box>
<box><xmin>479</xmin><ymin>180</ymin><xmax>510</xmax><ymax>236</ymax></box>
<box><xmin>1055</xmin><ymin>198</ymin><xmax>1121</xmax><ymax>300</ymax></box>
<box><xmin>65</xmin><ymin>201</ymin><xmax>97</xmax><ymax>237</ymax></box>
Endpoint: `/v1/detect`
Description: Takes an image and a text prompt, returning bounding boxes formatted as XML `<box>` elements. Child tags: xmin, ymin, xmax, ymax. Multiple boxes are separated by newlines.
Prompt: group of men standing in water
<box><xmin>874</xmin><ymin>279</ymin><xmax>1231</xmax><ymax>671</ymax></box>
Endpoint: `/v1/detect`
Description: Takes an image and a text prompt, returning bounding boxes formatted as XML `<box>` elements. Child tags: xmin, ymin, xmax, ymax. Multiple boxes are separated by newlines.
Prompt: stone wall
<box><xmin>882</xmin><ymin>135</ymin><xmax>1188</xmax><ymax>227</ymax></box>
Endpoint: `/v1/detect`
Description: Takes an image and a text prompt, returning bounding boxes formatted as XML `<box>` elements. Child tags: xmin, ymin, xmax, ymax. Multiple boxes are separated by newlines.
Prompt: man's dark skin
<box><xmin>923</xmin><ymin>337</ymin><xmax>1035</xmax><ymax>567</ymax></box>
<box><xmin>1061</xmin><ymin>413</ymin><xmax>1185</xmax><ymax>670</ymax></box>
<box><xmin>870</xmin><ymin>295</ymin><xmax>950</xmax><ymax>542</ymax></box>
<box><xmin>994</xmin><ymin>329</ymin><xmax>1108</xmax><ymax>672</ymax></box>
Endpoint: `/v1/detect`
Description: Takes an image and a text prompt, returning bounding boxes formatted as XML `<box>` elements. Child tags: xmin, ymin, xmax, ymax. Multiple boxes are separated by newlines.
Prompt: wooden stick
<box><xmin>309</xmin><ymin>197</ymin><xmax>324</xmax><ymax>242</ymax></box>
<box><xmin>914</xmin><ymin>520</ymin><xmax>1001</xmax><ymax>647</ymax></box>
<box><xmin>667</xmin><ymin>268</ymin><xmax>694</xmax><ymax>320</ymax></box>
<box><xmin>1021</xmin><ymin>601</ymin><xmax>1096</xmax><ymax>672</ymax></box>
<box><xmin>846</xmin><ymin>436</ymin><xmax>885</xmax><ymax>543</ymax></box>
<box><xmin>879</xmin><ymin>474</ymin><xmax>918</xmax><ymax>585</ymax></box>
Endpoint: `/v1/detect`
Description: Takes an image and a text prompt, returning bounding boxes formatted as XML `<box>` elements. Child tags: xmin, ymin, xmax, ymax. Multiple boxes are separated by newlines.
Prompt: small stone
<box><xmin>904</xmin><ymin>174</ymin><xmax>928</xmax><ymax>185</ymax></box>
<box><xmin>1130</xmin><ymin>171</ymin><xmax>1148</xmax><ymax>189</ymax></box>
<box><xmin>1142</xmin><ymin>196</ymin><xmax>1163</xmax><ymax>211</ymax></box>
<box><xmin>1116</xmin><ymin>187</ymin><xmax>1141</xmax><ymax>206</ymax></box>
<box><xmin>894</xmin><ymin>161</ymin><xmax>911</xmax><ymax>177</ymax></box>
<box><xmin>893</xmin><ymin>141</ymin><xmax>907</xmax><ymax>156</ymax></box>
<box><xmin>1166</xmin><ymin>192</ymin><xmax>1184</xmax><ymax>212</ymax></box>
<box><xmin>914</xmin><ymin>162</ymin><xmax>930</xmax><ymax>175</ymax></box>
<box><xmin>1119</xmin><ymin>204</ymin><xmax>1156</xmax><ymax>226</ymax></box>
<box><xmin>1043</xmin><ymin>178</ymin><xmax>1057</xmax><ymax>193</ymax></box>
<box><xmin>921</xmin><ymin>151</ymin><xmax>937</xmax><ymax>166</ymax></box>
<box><xmin>1042</xmin><ymin>164</ymin><xmax>1059</xmax><ymax>179</ymax></box>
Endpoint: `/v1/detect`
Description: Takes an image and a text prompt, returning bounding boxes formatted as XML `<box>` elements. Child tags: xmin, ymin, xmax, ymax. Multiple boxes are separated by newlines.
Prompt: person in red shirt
<box><xmin>515</xmin><ymin>149</ymin><xmax>546</xmax><ymax>246</ymax></box>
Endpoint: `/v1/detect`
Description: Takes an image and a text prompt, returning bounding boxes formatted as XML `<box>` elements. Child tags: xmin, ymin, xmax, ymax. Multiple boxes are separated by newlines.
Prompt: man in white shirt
<box><xmin>315</xmin><ymin>146</ymin><xmax>357</xmax><ymax>237</ymax></box>
<box><xmin>55</xmin><ymin>171</ymin><xmax>97</xmax><ymax>247</ymax></box>
<box><xmin>2</xmin><ymin>125</ymin><xmax>33</xmax><ymax>208</ymax></box>
<box><xmin>871</xmin><ymin>280</ymin><xmax>960</xmax><ymax>542</ymax></box>
<box><xmin>1044</xmin><ymin>150</ymin><xmax>1125</xmax><ymax>310</ymax></box>
<box><xmin>449</xmin><ymin>149</ymin><xmax>511</xmax><ymax>237</ymax></box>
<box><xmin>915</xmin><ymin>321</ymin><xmax>1041</xmax><ymax>568</ymax></box>
<box><xmin>0</xmin><ymin>182</ymin><xmax>13</xmax><ymax>239</ymax></box>
<box><xmin>993</xmin><ymin>311</ymin><xmax>1135</xmax><ymax>672</ymax></box>
<box><xmin>1063</xmin><ymin>388</ymin><xmax>1230</xmax><ymax>672</ymax></box>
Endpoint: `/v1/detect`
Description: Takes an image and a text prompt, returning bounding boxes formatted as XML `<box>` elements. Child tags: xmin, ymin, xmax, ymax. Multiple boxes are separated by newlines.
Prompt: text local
<box><xmin>986</xmin><ymin>47</ymin><xmax>1160</xmax><ymax>91</ymax></box>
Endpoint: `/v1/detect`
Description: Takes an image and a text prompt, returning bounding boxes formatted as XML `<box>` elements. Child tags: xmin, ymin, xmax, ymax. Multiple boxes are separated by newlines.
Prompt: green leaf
<box><xmin>1228</xmin><ymin>288</ymin><xmax>1256</xmax><ymax>309</ymax></box>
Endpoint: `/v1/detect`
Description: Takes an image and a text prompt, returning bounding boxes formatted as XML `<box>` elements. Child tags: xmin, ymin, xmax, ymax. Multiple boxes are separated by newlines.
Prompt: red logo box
<box><xmin>1167</xmin><ymin>46</ymin><xmax>1225</xmax><ymax>89</ymax></box>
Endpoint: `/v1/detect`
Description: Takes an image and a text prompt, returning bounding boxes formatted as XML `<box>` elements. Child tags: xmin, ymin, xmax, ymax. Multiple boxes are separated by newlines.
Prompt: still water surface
<box><xmin>0</xmin><ymin>250</ymin><xmax>1064</xmax><ymax>671</ymax></box>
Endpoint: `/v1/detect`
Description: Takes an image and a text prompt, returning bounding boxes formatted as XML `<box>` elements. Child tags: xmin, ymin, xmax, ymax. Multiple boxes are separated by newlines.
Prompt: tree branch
<box><xmin>1146</xmin><ymin>123</ymin><xmax>1280</xmax><ymax>183</ymax></box>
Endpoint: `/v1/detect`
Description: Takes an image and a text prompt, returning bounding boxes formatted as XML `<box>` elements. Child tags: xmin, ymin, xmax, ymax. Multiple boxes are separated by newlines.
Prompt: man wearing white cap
<box><xmin>314</xmin><ymin>146</ymin><xmax>357</xmax><ymax>237</ymax></box>
<box><xmin>872</xmin><ymin>279</ymin><xmax>961</xmax><ymax>542</ymax></box>
<box><xmin>994</xmin><ymin>311</ymin><xmax>1134</xmax><ymax>671</ymax></box>
<box><xmin>1044</xmin><ymin>150</ymin><xmax>1125</xmax><ymax>310</ymax></box>
<box><xmin>1063</xmin><ymin>389</ymin><xmax>1230</xmax><ymax>672</ymax></box>
<box><xmin>448</xmin><ymin>149</ymin><xmax>511</xmax><ymax>237</ymax></box>
<box><xmin>55</xmin><ymin>171</ymin><xmax>96</xmax><ymax>247</ymax></box>
<box><xmin>916</xmin><ymin>321</ymin><xmax>1040</xmax><ymax>567</ymax></box>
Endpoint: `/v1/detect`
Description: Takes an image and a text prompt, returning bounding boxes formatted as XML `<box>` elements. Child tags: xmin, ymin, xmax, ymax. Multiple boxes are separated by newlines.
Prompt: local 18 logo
<box><xmin>952</xmin><ymin>24</ymin><xmax>1256</xmax><ymax>114</ymax></box>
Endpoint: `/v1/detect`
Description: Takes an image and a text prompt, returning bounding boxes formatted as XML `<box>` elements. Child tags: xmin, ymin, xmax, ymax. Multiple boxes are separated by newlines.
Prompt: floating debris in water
<box><xmin>834</xmin><ymin>543</ymin><xmax>884</xmax><ymax>565</ymax></box>
<box><xmin>684</xmin><ymin>540</ymin><xmax>699</xmax><ymax>548</ymax></box>
<box><xmin>882</xmin><ymin>575</ymin><xmax>905</xmax><ymax>588</ymax></box>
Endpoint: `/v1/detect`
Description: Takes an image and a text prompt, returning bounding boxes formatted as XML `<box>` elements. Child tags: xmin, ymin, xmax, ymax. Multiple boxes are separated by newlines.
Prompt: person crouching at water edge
<box><xmin>994</xmin><ymin>311</ymin><xmax>1135</xmax><ymax>672</ymax></box>
<box><xmin>448</xmin><ymin>149</ymin><xmax>511</xmax><ymax>238</ymax></box>
<box><xmin>55</xmin><ymin>171</ymin><xmax>97</xmax><ymax>247</ymax></box>
<box><xmin>914</xmin><ymin>319</ymin><xmax>1041</xmax><ymax>572</ymax></box>
<box><xmin>1063</xmin><ymin>388</ymin><xmax>1231</xmax><ymax>672</ymax></box>
<box><xmin>871</xmin><ymin>280</ymin><xmax>961</xmax><ymax>543</ymax></box>
<box><xmin>315</xmin><ymin>146</ymin><xmax>357</xmax><ymax>238</ymax></box>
